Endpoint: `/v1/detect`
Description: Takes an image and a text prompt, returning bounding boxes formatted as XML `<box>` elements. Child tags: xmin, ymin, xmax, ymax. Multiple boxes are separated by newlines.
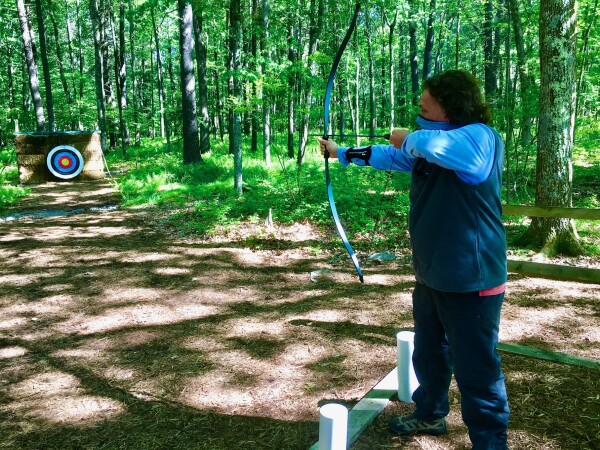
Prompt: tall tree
<box><xmin>151</xmin><ymin>7</ymin><xmax>167</xmax><ymax>141</ymax></box>
<box><xmin>7</xmin><ymin>45</ymin><xmax>17</xmax><ymax>131</ymax></box>
<box><xmin>260</xmin><ymin>0</ymin><xmax>271</xmax><ymax>164</ymax></box>
<box><xmin>387</xmin><ymin>10</ymin><xmax>398</xmax><ymax>129</ymax></box>
<box><xmin>212</xmin><ymin>45</ymin><xmax>224</xmax><ymax>142</ymax></box>
<box><xmin>48</xmin><ymin>0</ymin><xmax>74</xmax><ymax>128</ymax></box>
<box><xmin>250</xmin><ymin>0</ymin><xmax>259</xmax><ymax>154</ymax></box>
<box><xmin>298</xmin><ymin>0</ymin><xmax>323</xmax><ymax>166</ymax></box>
<box><xmin>178</xmin><ymin>0</ymin><xmax>202</xmax><ymax>165</ymax></box>
<box><xmin>408</xmin><ymin>0</ymin><xmax>420</xmax><ymax>105</ymax></box>
<box><xmin>128</xmin><ymin>0</ymin><xmax>140</xmax><ymax>145</ymax></box>
<box><xmin>422</xmin><ymin>0</ymin><xmax>436</xmax><ymax>80</ymax></box>
<box><xmin>16</xmin><ymin>0</ymin><xmax>45</xmax><ymax>131</ymax></box>
<box><xmin>365</xmin><ymin>12</ymin><xmax>376</xmax><ymax>135</ymax></box>
<box><xmin>526</xmin><ymin>0</ymin><xmax>582</xmax><ymax>255</ymax></box>
<box><xmin>89</xmin><ymin>0</ymin><xmax>108</xmax><ymax>151</ymax></box>
<box><xmin>229</xmin><ymin>0</ymin><xmax>243</xmax><ymax>194</ymax></box>
<box><xmin>482</xmin><ymin>0</ymin><xmax>498</xmax><ymax>99</ymax></box>
<box><xmin>507</xmin><ymin>0</ymin><xmax>534</xmax><ymax>146</ymax></box>
<box><xmin>34</xmin><ymin>0</ymin><xmax>55</xmax><ymax>131</ymax></box>
<box><xmin>286</xmin><ymin>17</ymin><xmax>298</xmax><ymax>159</ymax></box>
<box><xmin>103</xmin><ymin>1</ymin><xmax>118</xmax><ymax>147</ymax></box>
<box><xmin>74</xmin><ymin>0</ymin><xmax>85</xmax><ymax>128</ymax></box>
<box><xmin>576</xmin><ymin>0</ymin><xmax>599</xmax><ymax>117</ymax></box>
<box><xmin>117</xmin><ymin>0</ymin><xmax>129</xmax><ymax>151</ymax></box>
<box><xmin>193</xmin><ymin>5</ymin><xmax>211</xmax><ymax>154</ymax></box>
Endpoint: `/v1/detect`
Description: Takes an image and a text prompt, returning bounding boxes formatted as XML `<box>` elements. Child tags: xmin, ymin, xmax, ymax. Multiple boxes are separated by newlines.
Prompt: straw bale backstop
<box><xmin>15</xmin><ymin>131</ymin><xmax>104</xmax><ymax>183</ymax></box>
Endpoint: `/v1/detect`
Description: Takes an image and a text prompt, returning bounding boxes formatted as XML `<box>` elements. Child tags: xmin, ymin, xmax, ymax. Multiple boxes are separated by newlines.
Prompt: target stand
<box><xmin>15</xmin><ymin>131</ymin><xmax>104</xmax><ymax>183</ymax></box>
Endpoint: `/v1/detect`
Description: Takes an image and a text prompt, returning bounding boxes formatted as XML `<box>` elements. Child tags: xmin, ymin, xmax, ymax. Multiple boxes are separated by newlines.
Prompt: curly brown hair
<box><xmin>422</xmin><ymin>70</ymin><xmax>492</xmax><ymax>125</ymax></box>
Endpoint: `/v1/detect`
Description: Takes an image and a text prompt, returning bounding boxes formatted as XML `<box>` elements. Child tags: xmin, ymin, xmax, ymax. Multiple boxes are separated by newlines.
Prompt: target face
<box><xmin>46</xmin><ymin>145</ymin><xmax>85</xmax><ymax>179</ymax></box>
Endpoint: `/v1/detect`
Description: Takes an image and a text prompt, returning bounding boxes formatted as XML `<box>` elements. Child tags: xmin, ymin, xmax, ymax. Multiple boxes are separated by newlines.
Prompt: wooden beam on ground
<box><xmin>309</xmin><ymin>367</ymin><xmax>398</xmax><ymax>450</ymax></box>
<box><xmin>502</xmin><ymin>205</ymin><xmax>600</xmax><ymax>220</ymax></box>
<box><xmin>508</xmin><ymin>259</ymin><xmax>600</xmax><ymax>284</ymax></box>
<box><xmin>498</xmin><ymin>342</ymin><xmax>600</xmax><ymax>370</ymax></box>
<box><xmin>502</xmin><ymin>204</ymin><xmax>600</xmax><ymax>220</ymax></box>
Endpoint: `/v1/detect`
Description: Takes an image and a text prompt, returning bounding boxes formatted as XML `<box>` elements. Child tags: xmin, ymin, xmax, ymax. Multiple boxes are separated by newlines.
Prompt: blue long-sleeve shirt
<box><xmin>338</xmin><ymin>120</ymin><xmax>496</xmax><ymax>185</ymax></box>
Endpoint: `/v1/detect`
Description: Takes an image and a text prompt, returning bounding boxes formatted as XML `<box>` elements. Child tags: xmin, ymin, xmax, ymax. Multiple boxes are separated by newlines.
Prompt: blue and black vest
<box><xmin>408</xmin><ymin>128</ymin><xmax>507</xmax><ymax>293</ymax></box>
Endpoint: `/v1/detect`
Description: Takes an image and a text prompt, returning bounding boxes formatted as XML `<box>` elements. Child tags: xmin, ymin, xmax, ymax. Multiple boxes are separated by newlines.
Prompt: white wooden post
<box><xmin>396</xmin><ymin>331</ymin><xmax>419</xmax><ymax>402</ymax></box>
<box><xmin>318</xmin><ymin>403</ymin><xmax>348</xmax><ymax>450</ymax></box>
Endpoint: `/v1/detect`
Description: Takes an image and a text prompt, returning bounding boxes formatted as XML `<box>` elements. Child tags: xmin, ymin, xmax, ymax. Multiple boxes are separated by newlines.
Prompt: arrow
<box><xmin>311</xmin><ymin>133</ymin><xmax>391</xmax><ymax>140</ymax></box>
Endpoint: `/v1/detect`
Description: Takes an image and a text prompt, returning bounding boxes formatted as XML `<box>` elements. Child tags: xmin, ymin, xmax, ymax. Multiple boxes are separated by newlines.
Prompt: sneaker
<box><xmin>388</xmin><ymin>413</ymin><xmax>447</xmax><ymax>436</ymax></box>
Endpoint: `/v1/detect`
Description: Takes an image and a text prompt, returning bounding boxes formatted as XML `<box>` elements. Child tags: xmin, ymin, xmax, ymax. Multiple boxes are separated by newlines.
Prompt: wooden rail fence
<box><xmin>503</xmin><ymin>204</ymin><xmax>600</xmax><ymax>284</ymax></box>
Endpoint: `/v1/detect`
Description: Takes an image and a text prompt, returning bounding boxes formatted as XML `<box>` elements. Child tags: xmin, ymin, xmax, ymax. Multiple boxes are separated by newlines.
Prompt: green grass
<box><xmin>109</xmin><ymin>131</ymin><xmax>599</xmax><ymax>257</ymax></box>
<box><xmin>0</xmin><ymin>147</ymin><xmax>29</xmax><ymax>210</ymax></box>
<box><xmin>108</xmin><ymin>136</ymin><xmax>412</xmax><ymax>251</ymax></box>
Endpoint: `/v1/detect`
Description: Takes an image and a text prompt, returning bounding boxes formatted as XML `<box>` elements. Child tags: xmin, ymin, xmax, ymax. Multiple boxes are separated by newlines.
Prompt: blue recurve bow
<box><xmin>322</xmin><ymin>2</ymin><xmax>364</xmax><ymax>283</ymax></box>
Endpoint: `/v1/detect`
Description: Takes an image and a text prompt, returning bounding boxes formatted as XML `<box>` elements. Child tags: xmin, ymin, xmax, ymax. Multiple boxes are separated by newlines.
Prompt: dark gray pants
<box><xmin>411</xmin><ymin>282</ymin><xmax>510</xmax><ymax>450</ymax></box>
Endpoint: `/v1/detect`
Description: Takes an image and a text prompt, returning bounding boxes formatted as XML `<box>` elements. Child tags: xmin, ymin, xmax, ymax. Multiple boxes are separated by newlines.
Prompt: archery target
<box><xmin>46</xmin><ymin>145</ymin><xmax>85</xmax><ymax>179</ymax></box>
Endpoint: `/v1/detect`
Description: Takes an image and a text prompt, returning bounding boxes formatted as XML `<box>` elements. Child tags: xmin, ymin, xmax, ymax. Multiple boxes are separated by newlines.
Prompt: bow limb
<box><xmin>323</xmin><ymin>2</ymin><xmax>364</xmax><ymax>283</ymax></box>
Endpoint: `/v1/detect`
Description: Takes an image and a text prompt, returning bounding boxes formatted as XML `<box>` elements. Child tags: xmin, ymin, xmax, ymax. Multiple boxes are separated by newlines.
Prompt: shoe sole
<box><xmin>388</xmin><ymin>422</ymin><xmax>447</xmax><ymax>437</ymax></box>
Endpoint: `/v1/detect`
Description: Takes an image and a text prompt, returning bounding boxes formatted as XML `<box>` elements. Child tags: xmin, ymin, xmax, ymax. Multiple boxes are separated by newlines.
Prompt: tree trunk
<box><xmin>128</xmin><ymin>0</ymin><xmax>140</xmax><ymax>145</ymax></box>
<box><xmin>250</xmin><ymin>0</ymin><xmax>259</xmax><ymax>154</ymax></box>
<box><xmin>422</xmin><ymin>0</ymin><xmax>436</xmax><ymax>80</ymax></box>
<box><xmin>525</xmin><ymin>0</ymin><xmax>582</xmax><ymax>256</ymax></box>
<box><xmin>408</xmin><ymin>1</ymin><xmax>419</xmax><ymax>105</ymax></box>
<box><xmin>109</xmin><ymin>0</ymin><xmax>126</xmax><ymax>153</ymax></box>
<box><xmin>75</xmin><ymin>0</ymin><xmax>85</xmax><ymax>129</ymax></box>
<box><xmin>16</xmin><ymin>0</ymin><xmax>45</xmax><ymax>131</ymax></box>
<box><xmin>261</xmin><ymin>0</ymin><xmax>271</xmax><ymax>164</ymax></box>
<box><xmin>454</xmin><ymin>3</ymin><xmax>461</xmax><ymax>69</ymax></box>
<box><xmin>89</xmin><ymin>0</ymin><xmax>108</xmax><ymax>152</ymax></box>
<box><xmin>118</xmin><ymin>0</ymin><xmax>129</xmax><ymax>151</ymax></box>
<box><xmin>7</xmin><ymin>45</ymin><xmax>18</xmax><ymax>132</ymax></box>
<box><xmin>102</xmin><ymin>2</ymin><xmax>117</xmax><ymax>148</ymax></box>
<box><xmin>229</xmin><ymin>0</ymin><xmax>243</xmax><ymax>194</ymax></box>
<box><xmin>167</xmin><ymin>43</ymin><xmax>177</xmax><ymax>128</ymax></box>
<box><xmin>507</xmin><ymin>0</ymin><xmax>534</xmax><ymax>146</ymax></box>
<box><xmin>193</xmin><ymin>6</ymin><xmax>211</xmax><ymax>154</ymax></box>
<box><xmin>365</xmin><ymin>13</ymin><xmax>376</xmax><ymax>136</ymax></box>
<box><xmin>34</xmin><ymin>0</ymin><xmax>55</xmax><ymax>131</ymax></box>
<box><xmin>298</xmin><ymin>0</ymin><xmax>323</xmax><ymax>167</ymax></box>
<box><xmin>388</xmin><ymin>11</ymin><xmax>397</xmax><ymax>129</ymax></box>
<box><xmin>48</xmin><ymin>0</ymin><xmax>74</xmax><ymax>128</ymax></box>
<box><xmin>213</xmin><ymin>47</ymin><xmax>224</xmax><ymax>141</ymax></box>
<box><xmin>286</xmin><ymin>20</ymin><xmax>298</xmax><ymax>159</ymax></box>
<box><xmin>575</xmin><ymin>0</ymin><xmax>599</xmax><ymax>117</ymax></box>
<box><xmin>151</xmin><ymin>8</ymin><xmax>166</xmax><ymax>141</ymax></box>
<box><xmin>483</xmin><ymin>0</ymin><xmax>497</xmax><ymax>99</ymax></box>
<box><xmin>178</xmin><ymin>0</ymin><xmax>202</xmax><ymax>165</ymax></box>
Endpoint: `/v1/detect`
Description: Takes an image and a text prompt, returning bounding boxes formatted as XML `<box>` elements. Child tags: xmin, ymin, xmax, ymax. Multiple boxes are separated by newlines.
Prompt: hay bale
<box><xmin>15</xmin><ymin>131</ymin><xmax>104</xmax><ymax>184</ymax></box>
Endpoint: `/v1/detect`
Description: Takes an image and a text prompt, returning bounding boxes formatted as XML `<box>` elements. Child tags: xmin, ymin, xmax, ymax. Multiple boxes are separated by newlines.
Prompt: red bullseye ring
<box><xmin>46</xmin><ymin>145</ymin><xmax>85</xmax><ymax>180</ymax></box>
<box><xmin>59</xmin><ymin>156</ymin><xmax>73</xmax><ymax>168</ymax></box>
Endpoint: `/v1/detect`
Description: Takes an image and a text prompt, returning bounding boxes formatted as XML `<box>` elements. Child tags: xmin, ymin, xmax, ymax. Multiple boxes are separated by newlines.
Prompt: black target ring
<box><xmin>46</xmin><ymin>145</ymin><xmax>85</xmax><ymax>180</ymax></box>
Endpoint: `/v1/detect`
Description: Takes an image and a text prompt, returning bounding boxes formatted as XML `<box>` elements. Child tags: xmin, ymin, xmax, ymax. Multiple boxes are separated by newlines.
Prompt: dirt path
<box><xmin>1</xmin><ymin>180</ymin><xmax>599</xmax><ymax>449</ymax></box>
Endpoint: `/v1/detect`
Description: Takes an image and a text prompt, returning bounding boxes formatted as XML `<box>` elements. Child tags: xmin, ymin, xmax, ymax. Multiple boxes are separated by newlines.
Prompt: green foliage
<box><xmin>0</xmin><ymin>146</ymin><xmax>29</xmax><ymax>210</ymax></box>
<box><xmin>112</xmin><ymin>124</ymin><xmax>599</xmax><ymax>256</ymax></box>
<box><xmin>112</xmin><ymin>137</ymin><xmax>412</xmax><ymax>250</ymax></box>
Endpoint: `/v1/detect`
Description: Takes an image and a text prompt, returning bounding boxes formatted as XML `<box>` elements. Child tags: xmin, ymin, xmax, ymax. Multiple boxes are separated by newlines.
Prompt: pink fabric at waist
<box><xmin>479</xmin><ymin>283</ymin><xmax>506</xmax><ymax>296</ymax></box>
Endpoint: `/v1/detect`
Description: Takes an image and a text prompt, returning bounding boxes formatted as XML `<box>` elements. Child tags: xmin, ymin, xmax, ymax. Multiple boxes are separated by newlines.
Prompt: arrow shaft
<box><xmin>311</xmin><ymin>133</ymin><xmax>390</xmax><ymax>139</ymax></box>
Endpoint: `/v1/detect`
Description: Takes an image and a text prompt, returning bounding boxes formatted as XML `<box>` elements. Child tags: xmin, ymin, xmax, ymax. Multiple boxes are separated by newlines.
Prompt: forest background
<box><xmin>0</xmin><ymin>0</ymin><xmax>599</xmax><ymax>258</ymax></box>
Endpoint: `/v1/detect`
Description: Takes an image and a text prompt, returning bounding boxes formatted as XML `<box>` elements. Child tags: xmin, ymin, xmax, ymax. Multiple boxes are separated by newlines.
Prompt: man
<box><xmin>318</xmin><ymin>70</ymin><xmax>509</xmax><ymax>450</ymax></box>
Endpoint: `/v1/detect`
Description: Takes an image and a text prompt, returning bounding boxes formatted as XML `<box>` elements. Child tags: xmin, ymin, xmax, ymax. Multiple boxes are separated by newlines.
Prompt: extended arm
<box><xmin>400</xmin><ymin>123</ymin><xmax>496</xmax><ymax>184</ymax></box>
<box><xmin>331</xmin><ymin>123</ymin><xmax>496</xmax><ymax>184</ymax></box>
